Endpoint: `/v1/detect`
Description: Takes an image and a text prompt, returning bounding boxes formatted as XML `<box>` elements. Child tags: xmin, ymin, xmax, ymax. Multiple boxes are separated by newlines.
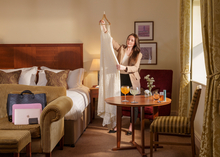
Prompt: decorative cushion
<box><xmin>45</xmin><ymin>70</ymin><xmax>69</xmax><ymax>89</ymax></box>
<box><xmin>0</xmin><ymin>70</ymin><xmax>22</xmax><ymax>84</ymax></box>
<box><xmin>37</xmin><ymin>66</ymin><xmax>85</xmax><ymax>89</ymax></box>
<box><xmin>150</xmin><ymin>116</ymin><xmax>190</xmax><ymax>134</ymax></box>
<box><xmin>0</xmin><ymin>66</ymin><xmax>38</xmax><ymax>85</ymax></box>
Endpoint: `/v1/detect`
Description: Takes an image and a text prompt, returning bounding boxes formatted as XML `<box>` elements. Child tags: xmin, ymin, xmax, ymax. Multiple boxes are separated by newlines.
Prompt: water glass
<box><xmin>130</xmin><ymin>87</ymin><xmax>139</xmax><ymax>103</ymax></box>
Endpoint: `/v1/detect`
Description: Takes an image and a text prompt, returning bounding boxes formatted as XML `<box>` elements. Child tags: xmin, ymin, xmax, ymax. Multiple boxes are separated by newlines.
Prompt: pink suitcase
<box><xmin>12</xmin><ymin>103</ymin><xmax>42</xmax><ymax>125</ymax></box>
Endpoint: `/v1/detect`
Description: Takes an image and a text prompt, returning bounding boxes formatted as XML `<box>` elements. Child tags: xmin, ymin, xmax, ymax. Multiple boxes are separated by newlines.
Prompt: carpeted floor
<box><xmin>1</xmin><ymin>117</ymin><xmax>199</xmax><ymax>157</ymax></box>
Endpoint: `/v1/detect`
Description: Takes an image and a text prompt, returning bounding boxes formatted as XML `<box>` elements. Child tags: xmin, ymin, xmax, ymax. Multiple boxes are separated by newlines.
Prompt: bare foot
<box><xmin>128</xmin><ymin>123</ymin><xmax>132</xmax><ymax>132</ymax></box>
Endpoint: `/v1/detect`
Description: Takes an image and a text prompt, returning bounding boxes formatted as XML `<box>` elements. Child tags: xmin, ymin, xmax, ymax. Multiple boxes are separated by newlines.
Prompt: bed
<box><xmin>0</xmin><ymin>43</ymin><xmax>90</xmax><ymax>147</ymax></box>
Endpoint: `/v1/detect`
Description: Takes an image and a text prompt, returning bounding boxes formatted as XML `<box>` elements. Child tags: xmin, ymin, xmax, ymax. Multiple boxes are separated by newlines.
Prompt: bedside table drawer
<box><xmin>90</xmin><ymin>89</ymin><xmax>98</xmax><ymax>97</ymax></box>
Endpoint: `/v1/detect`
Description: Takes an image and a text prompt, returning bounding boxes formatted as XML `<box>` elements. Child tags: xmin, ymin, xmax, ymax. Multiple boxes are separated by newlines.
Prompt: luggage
<box><xmin>7</xmin><ymin>90</ymin><xmax>46</xmax><ymax>122</ymax></box>
<box><xmin>12</xmin><ymin>103</ymin><xmax>42</xmax><ymax>125</ymax></box>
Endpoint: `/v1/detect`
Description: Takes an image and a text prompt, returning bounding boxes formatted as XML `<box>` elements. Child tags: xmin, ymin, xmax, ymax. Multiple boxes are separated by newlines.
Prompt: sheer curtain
<box><xmin>178</xmin><ymin>0</ymin><xmax>191</xmax><ymax>116</ymax></box>
<box><xmin>199</xmin><ymin>0</ymin><xmax>220</xmax><ymax>156</ymax></box>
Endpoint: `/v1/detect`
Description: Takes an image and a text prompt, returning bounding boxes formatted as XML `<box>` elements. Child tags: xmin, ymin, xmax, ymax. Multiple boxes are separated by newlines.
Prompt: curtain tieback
<box><xmin>181</xmin><ymin>71</ymin><xmax>191</xmax><ymax>74</ymax></box>
<box><xmin>206</xmin><ymin>72</ymin><xmax>220</xmax><ymax>79</ymax></box>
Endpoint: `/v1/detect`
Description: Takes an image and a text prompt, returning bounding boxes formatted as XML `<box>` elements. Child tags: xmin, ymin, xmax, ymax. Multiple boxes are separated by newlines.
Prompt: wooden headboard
<box><xmin>0</xmin><ymin>43</ymin><xmax>83</xmax><ymax>70</ymax></box>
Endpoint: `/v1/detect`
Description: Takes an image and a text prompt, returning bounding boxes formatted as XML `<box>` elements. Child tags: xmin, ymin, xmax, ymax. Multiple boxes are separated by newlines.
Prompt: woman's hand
<box><xmin>100</xmin><ymin>20</ymin><xmax>105</xmax><ymax>25</ymax></box>
<box><xmin>116</xmin><ymin>64</ymin><xmax>126</xmax><ymax>71</ymax></box>
<box><xmin>100</xmin><ymin>20</ymin><xmax>107</xmax><ymax>33</ymax></box>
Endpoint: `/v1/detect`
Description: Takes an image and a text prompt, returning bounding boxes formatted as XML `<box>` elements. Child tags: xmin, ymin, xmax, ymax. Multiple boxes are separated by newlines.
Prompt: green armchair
<box><xmin>0</xmin><ymin>84</ymin><xmax>73</xmax><ymax>157</ymax></box>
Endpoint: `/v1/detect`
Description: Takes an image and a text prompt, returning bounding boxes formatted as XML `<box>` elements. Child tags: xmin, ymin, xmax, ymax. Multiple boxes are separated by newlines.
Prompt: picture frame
<box><xmin>140</xmin><ymin>42</ymin><xmax>157</xmax><ymax>65</ymax></box>
<box><xmin>134</xmin><ymin>21</ymin><xmax>154</xmax><ymax>41</ymax></box>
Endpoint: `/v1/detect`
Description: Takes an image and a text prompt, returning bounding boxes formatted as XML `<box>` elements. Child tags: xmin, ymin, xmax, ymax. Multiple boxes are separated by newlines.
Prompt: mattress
<box><xmin>64</xmin><ymin>85</ymin><xmax>90</xmax><ymax>120</ymax></box>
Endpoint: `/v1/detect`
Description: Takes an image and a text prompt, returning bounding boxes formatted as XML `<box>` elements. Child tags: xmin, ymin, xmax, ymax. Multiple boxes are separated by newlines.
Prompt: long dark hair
<box><xmin>123</xmin><ymin>33</ymin><xmax>141</xmax><ymax>61</ymax></box>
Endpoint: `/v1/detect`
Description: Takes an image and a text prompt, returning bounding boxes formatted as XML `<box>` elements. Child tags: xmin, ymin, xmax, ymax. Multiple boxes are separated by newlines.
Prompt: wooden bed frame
<box><xmin>0</xmin><ymin>43</ymin><xmax>90</xmax><ymax>147</ymax></box>
<box><xmin>0</xmin><ymin>43</ymin><xmax>83</xmax><ymax>70</ymax></box>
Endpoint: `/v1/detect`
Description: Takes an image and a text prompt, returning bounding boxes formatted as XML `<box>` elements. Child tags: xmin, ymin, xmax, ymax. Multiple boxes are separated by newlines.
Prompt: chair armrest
<box><xmin>40</xmin><ymin>96</ymin><xmax>73</xmax><ymax>152</ymax></box>
<box><xmin>40</xmin><ymin>96</ymin><xmax>73</xmax><ymax>124</ymax></box>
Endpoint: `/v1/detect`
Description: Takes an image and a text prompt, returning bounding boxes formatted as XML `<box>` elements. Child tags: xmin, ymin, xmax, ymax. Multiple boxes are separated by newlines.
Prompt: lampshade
<box><xmin>90</xmin><ymin>59</ymin><xmax>100</xmax><ymax>71</ymax></box>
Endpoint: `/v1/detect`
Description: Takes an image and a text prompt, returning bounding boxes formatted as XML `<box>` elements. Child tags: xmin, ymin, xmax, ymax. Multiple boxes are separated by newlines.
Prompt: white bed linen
<box><xmin>64</xmin><ymin>85</ymin><xmax>90</xmax><ymax>120</ymax></box>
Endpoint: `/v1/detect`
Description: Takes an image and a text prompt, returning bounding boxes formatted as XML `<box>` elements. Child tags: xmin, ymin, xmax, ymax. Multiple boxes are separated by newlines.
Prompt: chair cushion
<box><xmin>0</xmin><ymin>117</ymin><xmax>40</xmax><ymax>138</ymax></box>
<box><xmin>0</xmin><ymin>130</ymin><xmax>31</xmax><ymax>153</ymax></box>
<box><xmin>150</xmin><ymin>116</ymin><xmax>191</xmax><ymax>134</ymax></box>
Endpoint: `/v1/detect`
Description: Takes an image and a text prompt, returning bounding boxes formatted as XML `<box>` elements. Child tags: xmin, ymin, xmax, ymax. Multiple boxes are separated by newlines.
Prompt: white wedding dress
<box><xmin>97</xmin><ymin>24</ymin><xmax>121</xmax><ymax>130</ymax></box>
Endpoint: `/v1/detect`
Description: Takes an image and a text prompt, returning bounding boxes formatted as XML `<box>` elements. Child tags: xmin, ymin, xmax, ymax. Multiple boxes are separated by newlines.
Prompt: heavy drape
<box><xmin>199</xmin><ymin>0</ymin><xmax>220</xmax><ymax>157</ymax></box>
<box><xmin>178</xmin><ymin>0</ymin><xmax>191</xmax><ymax>117</ymax></box>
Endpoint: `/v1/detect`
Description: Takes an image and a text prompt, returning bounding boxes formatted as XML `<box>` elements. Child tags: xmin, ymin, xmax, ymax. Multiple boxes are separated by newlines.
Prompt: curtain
<box><xmin>178</xmin><ymin>0</ymin><xmax>191</xmax><ymax>116</ymax></box>
<box><xmin>199</xmin><ymin>0</ymin><xmax>220</xmax><ymax>157</ymax></box>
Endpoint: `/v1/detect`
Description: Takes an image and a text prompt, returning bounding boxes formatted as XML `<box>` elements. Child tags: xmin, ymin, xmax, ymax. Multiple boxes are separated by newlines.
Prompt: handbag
<box><xmin>7</xmin><ymin>90</ymin><xmax>46</xmax><ymax>122</ymax></box>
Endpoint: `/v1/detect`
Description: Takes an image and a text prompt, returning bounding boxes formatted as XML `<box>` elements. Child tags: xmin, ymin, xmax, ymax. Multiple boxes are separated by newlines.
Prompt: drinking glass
<box><xmin>153</xmin><ymin>91</ymin><xmax>160</xmax><ymax>101</ymax></box>
<box><xmin>130</xmin><ymin>87</ymin><xmax>139</xmax><ymax>103</ymax></box>
<box><xmin>121</xmin><ymin>86</ymin><xmax>130</xmax><ymax>102</ymax></box>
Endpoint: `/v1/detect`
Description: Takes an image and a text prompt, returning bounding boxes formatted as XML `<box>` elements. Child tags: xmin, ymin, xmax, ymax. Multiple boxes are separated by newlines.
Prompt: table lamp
<box><xmin>90</xmin><ymin>59</ymin><xmax>100</xmax><ymax>87</ymax></box>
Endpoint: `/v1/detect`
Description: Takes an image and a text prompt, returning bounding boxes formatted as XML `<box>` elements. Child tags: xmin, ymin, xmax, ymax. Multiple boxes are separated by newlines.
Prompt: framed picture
<box><xmin>140</xmin><ymin>42</ymin><xmax>157</xmax><ymax>65</ymax></box>
<box><xmin>134</xmin><ymin>21</ymin><xmax>154</xmax><ymax>41</ymax></box>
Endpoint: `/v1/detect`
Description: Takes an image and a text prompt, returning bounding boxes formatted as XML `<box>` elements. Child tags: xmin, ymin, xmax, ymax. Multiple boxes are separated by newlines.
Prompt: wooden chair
<box><xmin>150</xmin><ymin>85</ymin><xmax>202</xmax><ymax>157</ymax></box>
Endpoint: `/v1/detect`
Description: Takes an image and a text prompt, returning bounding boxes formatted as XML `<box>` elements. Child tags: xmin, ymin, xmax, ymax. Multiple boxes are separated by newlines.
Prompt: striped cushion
<box><xmin>150</xmin><ymin>116</ymin><xmax>191</xmax><ymax>134</ymax></box>
<box><xmin>188</xmin><ymin>88</ymin><xmax>201</xmax><ymax>120</ymax></box>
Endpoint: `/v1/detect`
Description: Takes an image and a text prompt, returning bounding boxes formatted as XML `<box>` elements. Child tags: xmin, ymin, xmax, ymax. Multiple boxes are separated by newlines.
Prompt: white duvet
<box><xmin>64</xmin><ymin>85</ymin><xmax>90</xmax><ymax>120</ymax></box>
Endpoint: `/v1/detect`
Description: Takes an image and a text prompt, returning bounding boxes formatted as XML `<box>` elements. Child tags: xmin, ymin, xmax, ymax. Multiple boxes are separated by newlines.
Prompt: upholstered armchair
<box><xmin>0</xmin><ymin>84</ymin><xmax>73</xmax><ymax>157</ymax></box>
<box><xmin>122</xmin><ymin>69</ymin><xmax>173</xmax><ymax>120</ymax></box>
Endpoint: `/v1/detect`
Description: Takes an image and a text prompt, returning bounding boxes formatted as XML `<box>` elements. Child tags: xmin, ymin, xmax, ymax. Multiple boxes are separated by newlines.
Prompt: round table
<box><xmin>105</xmin><ymin>95</ymin><xmax>171</xmax><ymax>157</ymax></box>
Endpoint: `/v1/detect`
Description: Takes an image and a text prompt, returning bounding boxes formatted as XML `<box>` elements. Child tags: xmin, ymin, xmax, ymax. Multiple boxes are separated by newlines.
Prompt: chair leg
<box><xmin>46</xmin><ymin>153</ymin><xmax>52</xmax><ymax>157</ymax></box>
<box><xmin>14</xmin><ymin>153</ymin><xmax>19</xmax><ymax>157</ymax></box>
<box><xmin>154</xmin><ymin>132</ymin><xmax>158</xmax><ymax>151</ymax></box>
<box><xmin>150</xmin><ymin>131</ymin><xmax>154</xmax><ymax>157</ymax></box>
<box><xmin>59</xmin><ymin>136</ymin><xmax>64</xmax><ymax>150</ymax></box>
<box><xmin>26</xmin><ymin>142</ymin><xmax>32</xmax><ymax>157</ymax></box>
<box><xmin>191</xmin><ymin>129</ymin><xmax>196</xmax><ymax>157</ymax></box>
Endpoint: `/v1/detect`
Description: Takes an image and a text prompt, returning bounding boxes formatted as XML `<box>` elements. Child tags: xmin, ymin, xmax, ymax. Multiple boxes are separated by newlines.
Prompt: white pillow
<box><xmin>0</xmin><ymin>66</ymin><xmax>38</xmax><ymax>85</ymax></box>
<box><xmin>38</xmin><ymin>66</ymin><xmax>85</xmax><ymax>89</ymax></box>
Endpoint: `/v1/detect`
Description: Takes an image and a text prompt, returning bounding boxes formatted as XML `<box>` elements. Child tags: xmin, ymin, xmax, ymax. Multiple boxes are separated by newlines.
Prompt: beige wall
<box><xmin>0</xmin><ymin>0</ymin><xmax>180</xmax><ymax>113</ymax></box>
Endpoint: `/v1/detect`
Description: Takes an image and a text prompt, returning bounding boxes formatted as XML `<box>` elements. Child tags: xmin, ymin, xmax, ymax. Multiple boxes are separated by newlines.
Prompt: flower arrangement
<box><xmin>144</xmin><ymin>74</ymin><xmax>155</xmax><ymax>93</ymax></box>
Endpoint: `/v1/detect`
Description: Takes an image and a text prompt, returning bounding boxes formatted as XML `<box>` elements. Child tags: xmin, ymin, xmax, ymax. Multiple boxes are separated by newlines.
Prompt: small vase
<box><xmin>144</xmin><ymin>90</ymin><xmax>152</xmax><ymax>97</ymax></box>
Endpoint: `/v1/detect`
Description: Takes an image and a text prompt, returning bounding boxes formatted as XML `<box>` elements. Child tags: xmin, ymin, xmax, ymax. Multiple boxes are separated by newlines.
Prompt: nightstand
<box><xmin>90</xmin><ymin>87</ymin><xmax>99</xmax><ymax>123</ymax></box>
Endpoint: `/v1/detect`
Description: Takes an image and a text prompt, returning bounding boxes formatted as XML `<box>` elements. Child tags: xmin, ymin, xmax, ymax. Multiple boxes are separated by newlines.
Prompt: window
<box><xmin>192</xmin><ymin>0</ymin><xmax>206</xmax><ymax>85</ymax></box>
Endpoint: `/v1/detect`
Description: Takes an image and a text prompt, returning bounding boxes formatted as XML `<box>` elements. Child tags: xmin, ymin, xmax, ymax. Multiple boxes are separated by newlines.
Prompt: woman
<box><xmin>101</xmin><ymin>20</ymin><xmax>142</xmax><ymax>135</ymax></box>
